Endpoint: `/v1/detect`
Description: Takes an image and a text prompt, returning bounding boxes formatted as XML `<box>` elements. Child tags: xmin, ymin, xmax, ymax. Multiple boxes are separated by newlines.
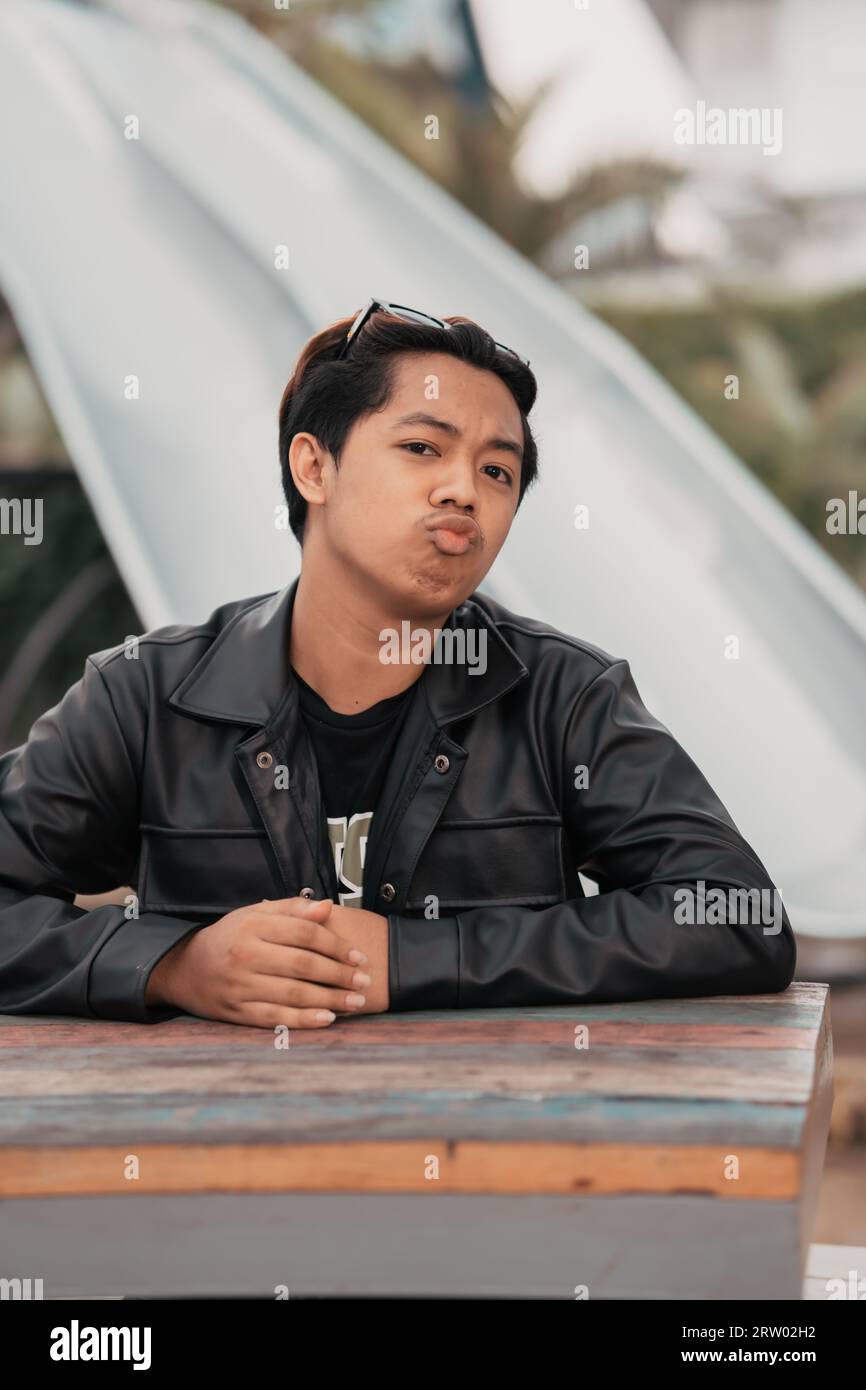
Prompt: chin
<box><xmin>403</xmin><ymin>562</ymin><xmax>478</xmax><ymax>611</ymax></box>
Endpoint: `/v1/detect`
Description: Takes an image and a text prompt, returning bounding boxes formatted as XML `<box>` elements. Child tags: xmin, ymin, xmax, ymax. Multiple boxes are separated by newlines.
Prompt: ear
<box><xmin>289</xmin><ymin>433</ymin><xmax>333</xmax><ymax>510</ymax></box>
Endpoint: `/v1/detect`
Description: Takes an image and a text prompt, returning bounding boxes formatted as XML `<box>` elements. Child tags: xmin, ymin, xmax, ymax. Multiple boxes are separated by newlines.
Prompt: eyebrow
<box><xmin>390</xmin><ymin>411</ymin><xmax>523</xmax><ymax>461</ymax></box>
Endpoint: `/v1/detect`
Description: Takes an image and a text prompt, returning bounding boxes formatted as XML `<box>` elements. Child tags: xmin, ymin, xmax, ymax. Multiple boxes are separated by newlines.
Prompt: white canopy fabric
<box><xmin>1</xmin><ymin>0</ymin><xmax>864</xmax><ymax>937</ymax></box>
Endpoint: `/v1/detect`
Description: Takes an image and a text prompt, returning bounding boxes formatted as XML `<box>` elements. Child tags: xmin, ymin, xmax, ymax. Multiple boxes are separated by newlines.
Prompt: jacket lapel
<box><xmin>167</xmin><ymin>579</ymin><xmax>332</xmax><ymax>898</ymax></box>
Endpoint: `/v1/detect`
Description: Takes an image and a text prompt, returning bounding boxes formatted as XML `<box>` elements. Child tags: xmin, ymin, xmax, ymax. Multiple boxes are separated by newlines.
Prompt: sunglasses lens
<box><xmin>386</xmin><ymin>304</ymin><xmax>446</xmax><ymax>329</ymax></box>
<box><xmin>345</xmin><ymin>303</ymin><xmax>529</xmax><ymax>367</ymax></box>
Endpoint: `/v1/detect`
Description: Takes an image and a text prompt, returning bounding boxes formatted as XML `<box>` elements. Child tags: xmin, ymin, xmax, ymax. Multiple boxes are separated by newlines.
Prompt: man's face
<box><xmin>294</xmin><ymin>352</ymin><xmax>524</xmax><ymax>615</ymax></box>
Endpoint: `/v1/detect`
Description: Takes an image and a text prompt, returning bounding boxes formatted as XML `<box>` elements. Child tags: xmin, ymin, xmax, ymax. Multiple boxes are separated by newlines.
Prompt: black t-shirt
<box><xmin>293</xmin><ymin>669</ymin><xmax>415</xmax><ymax>908</ymax></box>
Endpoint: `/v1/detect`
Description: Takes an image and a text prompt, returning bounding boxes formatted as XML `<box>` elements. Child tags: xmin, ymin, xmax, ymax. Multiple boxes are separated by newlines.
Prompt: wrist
<box><xmin>145</xmin><ymin>948</ymin><xmax>179</xmax><ymax>1007</ymax></box>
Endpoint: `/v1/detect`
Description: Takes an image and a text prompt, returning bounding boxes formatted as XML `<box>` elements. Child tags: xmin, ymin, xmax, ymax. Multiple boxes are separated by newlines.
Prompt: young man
<box><xmin>0</xmin><ymin>299</ymin><xmax>795</xmax><ymax>1028</ymax></box>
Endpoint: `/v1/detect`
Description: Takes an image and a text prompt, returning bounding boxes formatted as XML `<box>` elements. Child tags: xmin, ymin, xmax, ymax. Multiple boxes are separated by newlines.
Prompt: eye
<box><xmin>400</xmin><ymin>441</ymin><xmax>437</xmax><ymax>456</ymax></box>
<box><xmin>483</xmin><ymin>464</ymin><xmax>514</xmax><ymax>487</ymax></box>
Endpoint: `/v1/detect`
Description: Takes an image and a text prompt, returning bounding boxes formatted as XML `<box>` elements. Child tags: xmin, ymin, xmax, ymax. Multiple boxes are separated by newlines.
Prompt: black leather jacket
<box><xmin>0</xmin><ymin>577</ymin><xmax>795</xmax><ymax>1021</ymax></box>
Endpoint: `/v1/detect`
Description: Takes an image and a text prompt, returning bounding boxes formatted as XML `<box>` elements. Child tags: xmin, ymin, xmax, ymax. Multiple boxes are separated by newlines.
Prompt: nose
<box><xmin>429</xmin><ymin>456</ymin><xmax>480</xmax><ymax>512</ymax></box>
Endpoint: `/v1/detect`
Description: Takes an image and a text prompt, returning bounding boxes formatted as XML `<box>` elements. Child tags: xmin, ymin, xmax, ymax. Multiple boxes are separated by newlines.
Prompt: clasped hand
<box><xmin>145</xmin><ymin>895</ymin><xmax>390</xmax><ymax>1028</ymax></box>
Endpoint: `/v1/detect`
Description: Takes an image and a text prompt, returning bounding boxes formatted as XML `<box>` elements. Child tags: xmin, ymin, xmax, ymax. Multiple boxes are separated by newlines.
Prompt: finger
<box><xmin>244</xmin><ymin>974</ymin><xmax>367</xmax><ymax>1014</ymax></box>
<box><xmin>232</xmin><ymin>1001</ymin><xmax>338</xmax><ymax>1030</ymax></box>
<box><xmin>238</xmin><ymin>939</ymin><xmax>371</xmax><ymax>992</ymax></box>
<box><xmin>249</xmin><ymin>910</ymin><xmax>368</xmax><ymax>966</ymax></box>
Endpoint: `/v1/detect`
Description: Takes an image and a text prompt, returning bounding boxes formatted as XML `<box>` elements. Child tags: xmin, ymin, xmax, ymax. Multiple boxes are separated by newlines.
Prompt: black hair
<box><xmin>277</xmin><ymin>308</ymin><xmax>539</xmax><ymax>546</ymax></box>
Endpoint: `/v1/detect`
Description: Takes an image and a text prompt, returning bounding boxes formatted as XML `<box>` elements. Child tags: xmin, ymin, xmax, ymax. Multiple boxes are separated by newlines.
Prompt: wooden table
<box><xmin>0</xmin><ymin>982</ymin><xmax>832</xmax><ymax>1299</ymax></box>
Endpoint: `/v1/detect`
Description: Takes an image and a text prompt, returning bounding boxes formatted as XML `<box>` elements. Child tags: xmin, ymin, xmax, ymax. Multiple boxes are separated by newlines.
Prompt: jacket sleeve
<box><xmin>387</xmin><ymin>658</ymin><xmax>796</xmax><ymax>1010</ymax></box>
<box><xmin>0</xmin><ymin>655</ymin><xmax>207</xmax><ymax>1022</ymax></box>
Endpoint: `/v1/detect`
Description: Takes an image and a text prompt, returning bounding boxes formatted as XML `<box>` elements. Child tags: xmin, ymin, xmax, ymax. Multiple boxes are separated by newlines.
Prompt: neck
<box><xmin>288</xmin><ymin>550</ymin><xmax>453</xmax><ymax>715</ymax></box>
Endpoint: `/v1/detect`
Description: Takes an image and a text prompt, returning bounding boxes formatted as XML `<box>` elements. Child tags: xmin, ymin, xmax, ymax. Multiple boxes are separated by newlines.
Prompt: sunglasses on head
<box><xmin>336</xmin><ymin>297</ymin><xmax>530</xmax><ymax>368</ymax></box>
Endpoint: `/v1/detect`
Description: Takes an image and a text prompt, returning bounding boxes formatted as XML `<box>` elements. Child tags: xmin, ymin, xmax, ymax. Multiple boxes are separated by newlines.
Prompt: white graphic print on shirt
<box><xmin>326</xmin><ymin>812</ymin><xmax>373</xmax><ymax>908</ymax></box>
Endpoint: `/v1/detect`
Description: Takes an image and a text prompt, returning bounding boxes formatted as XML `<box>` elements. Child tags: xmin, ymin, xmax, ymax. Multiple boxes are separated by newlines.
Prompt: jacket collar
<box><xmin>167</xmin><ymin>575</ymin><xmax>529</xmax><ymax>731</ymax></box>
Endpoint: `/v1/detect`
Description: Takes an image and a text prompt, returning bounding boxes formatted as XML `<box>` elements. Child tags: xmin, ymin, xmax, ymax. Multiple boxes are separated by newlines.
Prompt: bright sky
<box><xmin>470</xmin><ymin>0</ymin><xmax>866</xmax><ymax>199</ymax></box>
<box><xmin>470</xmin><ymin>0</ymin><xmax>693</xmax><ymax>198</ymax></box>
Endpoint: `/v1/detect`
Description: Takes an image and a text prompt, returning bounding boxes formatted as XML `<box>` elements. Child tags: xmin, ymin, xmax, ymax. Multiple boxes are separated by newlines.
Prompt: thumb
<box><xmin>258</xmin><ymin>895</ymin><xmax>332</xmax><ymax>918</ymax></box>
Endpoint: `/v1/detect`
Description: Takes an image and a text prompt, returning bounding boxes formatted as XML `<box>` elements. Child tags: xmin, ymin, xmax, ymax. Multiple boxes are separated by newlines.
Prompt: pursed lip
<box><xmin>424</xmin><ymin>513</ymin><xmax>481</xmax><ymax>545</ymax></box>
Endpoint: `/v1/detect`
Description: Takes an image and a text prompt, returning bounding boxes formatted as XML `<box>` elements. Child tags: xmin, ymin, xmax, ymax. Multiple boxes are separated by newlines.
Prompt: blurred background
<box><xmin>1</xmin><ymin>0</ymin><xmax>865</xmax><ymax>1249</ymax></box>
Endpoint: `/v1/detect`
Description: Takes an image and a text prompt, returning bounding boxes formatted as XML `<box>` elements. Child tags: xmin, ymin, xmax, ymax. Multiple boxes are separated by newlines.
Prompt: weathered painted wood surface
<box><xmin>0</xmin><ymin>983</ymin><xmax>833</xmax><ymax>1298</ymax></box>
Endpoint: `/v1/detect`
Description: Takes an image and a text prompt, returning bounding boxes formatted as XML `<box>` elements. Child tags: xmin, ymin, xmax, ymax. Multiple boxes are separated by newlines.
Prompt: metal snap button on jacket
<box><xmin>380</xmin><ymin>882</ymin><xmax>396</xmax><ymax>902</ymax></box>
<box><xmin>299</xmin><ymin>886</ymin><xmax>315</xmax><ymax>899</ymax></box>
<box><xmin>256</xmin><ymin>750</ymin><xmax>273</xmax><ymax>769</ymax></box>
<box><xmin>433</xmin><ymin>754</ymin><xmax>450</xmax><ymax>774</ymax></box>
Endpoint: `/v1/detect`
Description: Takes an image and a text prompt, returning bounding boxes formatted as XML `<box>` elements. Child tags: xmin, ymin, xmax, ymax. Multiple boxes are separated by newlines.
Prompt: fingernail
<box><xmin>348</xmin><ymin>949</ymin><xmax>368</xmax><ymax>965</ymax></box>
<box><xmin>346</xmin><ymin>993</ymin><xmax>366</xmax><ymax>1008</ymax></box>
<box><xmin>352</xmin><ymin>971</ymin><xmax>372</xmax><ymax>988</ymax></box>
<box><xmin>316</xmin><ymin>1010</ymin><xmax>336</xmax><ymax>1022</ymax></box>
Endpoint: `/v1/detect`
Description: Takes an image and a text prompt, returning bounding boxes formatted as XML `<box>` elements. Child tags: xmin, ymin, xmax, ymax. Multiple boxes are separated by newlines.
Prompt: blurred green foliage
<box><xmin>597</xmin><ymin>288</ymin><xmax>866</xmax><ymax>591</ymax></box>
<box><xmin>0</xmin><ymin>474</ymin><xmax>139</xmax><ymax>750</ymax></box>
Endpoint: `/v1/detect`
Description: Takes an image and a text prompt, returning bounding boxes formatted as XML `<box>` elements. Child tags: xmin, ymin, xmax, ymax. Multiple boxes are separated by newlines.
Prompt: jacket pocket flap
<box><xmin>139</xmin><ymin>829</ymin><xmax>283</xmax><ymax>915</ymax></box>
<box><xmin>404</xmin><ymin>818</ymin><xmax>564</xmax><ymax>910</ymax></box>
